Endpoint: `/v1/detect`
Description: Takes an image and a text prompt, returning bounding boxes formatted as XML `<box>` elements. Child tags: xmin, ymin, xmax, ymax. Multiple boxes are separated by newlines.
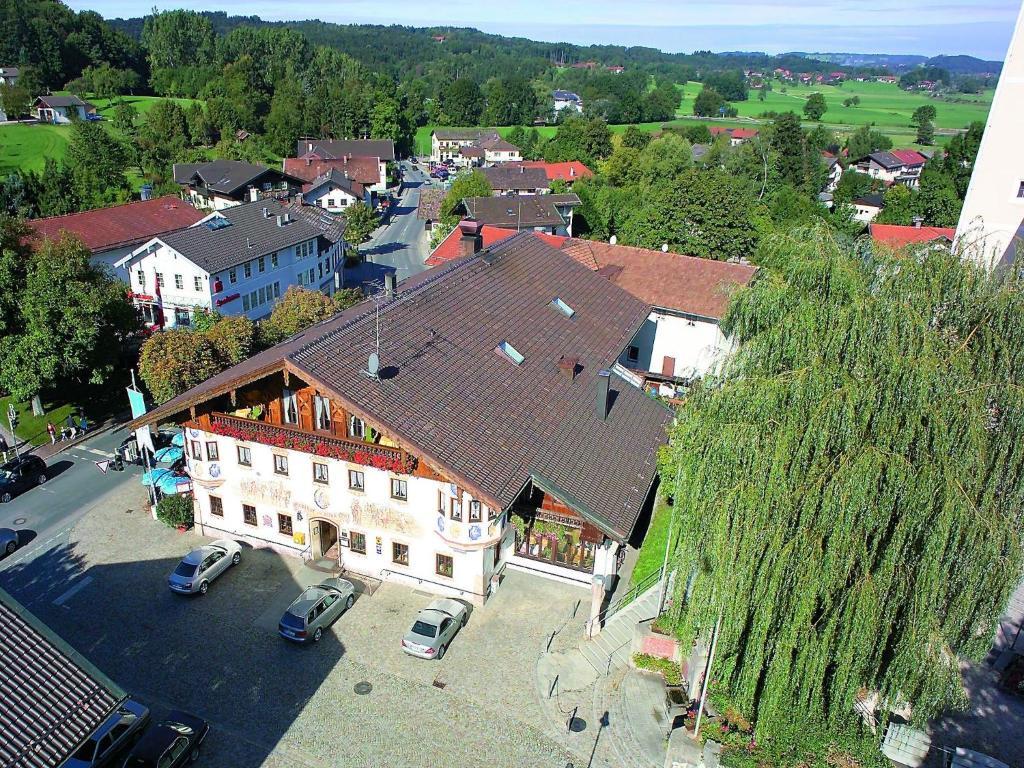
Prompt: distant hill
<box><xmin>790</xmin><ymin>51</ymin><xmax>1001</xmax><ymax>74</ymax></box>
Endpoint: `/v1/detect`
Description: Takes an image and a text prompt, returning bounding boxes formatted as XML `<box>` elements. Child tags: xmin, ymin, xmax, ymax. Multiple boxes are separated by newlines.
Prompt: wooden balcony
<box><xmin>207</xmin><ymin>412</ymin><xmax>416</xmax><ymax>474</ymax></box>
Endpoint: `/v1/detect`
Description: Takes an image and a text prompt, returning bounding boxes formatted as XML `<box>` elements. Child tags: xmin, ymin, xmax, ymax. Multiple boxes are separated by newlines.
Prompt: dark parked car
<box><xmin>61</xmin><ymin>699</ymin><xmax>150</xmax><ymax>768</ymax></box>
<box><xmin>0</xmin><ymin>454</ymin><xmax>47</xmax><ymax>503</ymax></box>
<box><xmin>122</xmin><ymin>712</ymin><xmax>209</xmax><ymax>768</ymax></box>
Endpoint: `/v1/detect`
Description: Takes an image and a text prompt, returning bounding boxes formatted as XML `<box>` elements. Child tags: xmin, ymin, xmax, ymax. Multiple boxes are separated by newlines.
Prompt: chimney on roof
<box><xmin>262</xmin><ymin>207</ymin><xmax>270</xmax><ymax>218</ymax></box>
<box><xmin>912</xmin><ymin>215</ymin><xmax>924</xmax><ymax>229</ymax></box>
<box><xmin>458</xmin><ymin>219</ymin><xmax>483</xmax><ymax>257</ymax></box>
<box><xmin>558</xmin><ymin>355</ymin><xmax>579</xmax><ymax>381</ymax></box>
<box><xmin>276</xmin><ymin>214</ymin><xmax>284</xmax><ymax>227</ymax></box>
<box><xmin>306</xmin><ymin>157</ymin><xmax>311</xmax><ymax>166</ymax></box>
<box><xmin>307</xmin><ymin>142</ymin><xmax>313</xmax><ymax>153</ymax></box>
<box><xmin>596</xmin><ymin>370</ymin><xmax>611</xmax><ymax>420</ymax></box>
<box><xmin>520</xmin><ymin>166</ymin><xmax>525</xmax><ymax>173</ymax></box>
<box><xmin>384</xmin><ymin>271</ymin><xmax>396</xmax><ymax>297</ymax></box>
<box><xmin>570</xmin><ymin>166</ymin><xmax>575</xmax><ymax>177</ymax></box>
<box><xmin>249</xmin><ymin>187</ymin><xmax>258</xmax><ymax>203</ymax></box>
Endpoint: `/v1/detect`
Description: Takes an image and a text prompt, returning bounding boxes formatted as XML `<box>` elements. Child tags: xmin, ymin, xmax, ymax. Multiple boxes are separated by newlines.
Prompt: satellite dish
<box><xmin>662</xmin><ymin>243</ymin><xmax>669</xmax><ymax>252</ymax></box>
<box><xmin>367</xmin><ymin>352</ymin><xmax>380</xmax><ymax>377</ymax></box>
<box><xmin>609</xmin><ymin>235</ymin><xmax>617</xmax><ymax>245</ymax></box>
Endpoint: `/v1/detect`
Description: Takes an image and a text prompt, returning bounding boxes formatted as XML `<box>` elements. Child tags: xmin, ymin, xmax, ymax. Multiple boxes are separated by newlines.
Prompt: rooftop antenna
<box><xmin>361</xmin><ymin>278</ymin><xmax>412</xmax><ymax>381</ymax></box>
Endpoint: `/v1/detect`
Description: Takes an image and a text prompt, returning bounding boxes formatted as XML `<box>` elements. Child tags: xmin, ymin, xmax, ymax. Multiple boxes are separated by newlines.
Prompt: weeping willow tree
<box><xmin>663</xmin><ymin>226</ymin><xmax>1024</xmax><ymax>753</ymax></box>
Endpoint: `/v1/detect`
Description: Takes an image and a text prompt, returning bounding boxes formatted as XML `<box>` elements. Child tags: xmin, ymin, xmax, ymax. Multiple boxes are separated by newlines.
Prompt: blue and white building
<box><xmin>115</xmin><ymin>200</ymin><xmax>347</xmax><ymax>329</ymax></box>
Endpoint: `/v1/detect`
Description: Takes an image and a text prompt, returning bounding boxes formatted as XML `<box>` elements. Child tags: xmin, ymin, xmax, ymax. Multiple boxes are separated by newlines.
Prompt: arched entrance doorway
<box><xmin>310</xmin><ymin>519</ymin><xmax>340</xmax><ymax>561</ymax></box>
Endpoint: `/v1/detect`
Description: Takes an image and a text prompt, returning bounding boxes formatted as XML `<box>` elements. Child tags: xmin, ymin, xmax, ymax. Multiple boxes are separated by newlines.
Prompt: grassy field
<box><xmin>0</xmin><ymin>94</ymin><xmax>199</xmax><ymax>183</ymax></box>
<box><xmin>677</xmin><ymin>79</ymin><xmax>992</xmax><ymax>132</ymax></box>
<box><xmin>0</xmin><ymin>395</ymin><xmax>76</xmax><ymax>448</ymax></box>
<box><xmin>630</xmin><ymin>496</ymin><xmax>677</xmax><ymax>588</ymax></box>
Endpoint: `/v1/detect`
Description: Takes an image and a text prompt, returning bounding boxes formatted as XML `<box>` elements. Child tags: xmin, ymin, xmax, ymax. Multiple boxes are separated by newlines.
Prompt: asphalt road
<box><xmin>361</xmin><ymin>160</ymin><xmax>437</xmax><ymax>281</ymax></box>
<box><xmin>0</xmin><ymin>424</ymin><xmax>144</xmax><ymax>571</ymax></box>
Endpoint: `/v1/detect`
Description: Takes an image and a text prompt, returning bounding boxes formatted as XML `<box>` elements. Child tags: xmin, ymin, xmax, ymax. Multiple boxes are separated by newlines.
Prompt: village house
<box><xmin>870</xmin><ymin>222</ymin><xmax>955</xmax><ymax>249</ymax></box>
<box><xmin>553</xmin><ymin>90</ymin><xmax>583</xmax><ymax>115</ymax></box>
<box><xmin>28</xmin><ymin>195</ymin><xmax>204</xmax><ymax>274</ymax></box>
<box><xmin>508</xmin><ymin>160</ymin><xmax>593</xmax><ymax>187</ymax></box>
<box><xmin>173</xmin><ymin>160</ymin><xmax>305</xmax><ymax>210</ymax></box>
<box><xmin>129</xmin><ymin>233</ymin><xmax>673</xmax><ymax>620</ymax></box>
<box><xmin>853</xmin><ymin>193</ymin><xmax>885</xmax><ymax>223</ymax></box>
<box><xmin>708</xmin><ymin>126</ymin><xmax>759</xmax><ymax>146</ymax></box>
<box><xmin>481</xmin><ymin>165</ymin><xmax>550</xmax><ymax>195</ymax></box>
<box><xmin>431</xmin><ymin>130</ymin><xmax>497</xmax><ymax>163</ymax></box>
<box><xmin>293</xmin><ymin>139</ymin><xmax>394</xmax><ymax>194</ymax></box>
<box><xmin>0</xmin><ymin>66</ymin><xmax>18</xmax><ymax>86</ymax></box>
<box><xmin>115</xmin><ymin>199</ymin><xmax>346</xmax><ymax>329</ymax></box>
<box><xmin>606</xmin><ymin>65</ymin><xmax>625</xmax><ymax>75</ymax></box>
<box><xmin>33</xmin><ymin>94</ymin><xmax>96</xmax><ymax>124</ymax></box>
<box><xmin>300</xmin><ymin>170</ymin><xmax>366</xmax><ymax>213</ymax></box>
<box><xmin>429</xmin><ymin>130</ymin><xmax>521</xmax><ymax>166</ymax></box>
<box><xmin>822</xmin><ymin>153</ymin><xmax>843</xmax><ymax>193</ymax></box>
<box><xmin>451</xmin><ymin>194</ymin><xmax>580</xmax><ymax>236</ymax></box>
<box><xmin>854</xmin><ymin>149</ymin><xmax>928</xmax><ymax>188</ymax></box>
<box><xmin>426</xmin><ymin>226</ymin><xmax>757</xmax><ymax>397</ymax></box>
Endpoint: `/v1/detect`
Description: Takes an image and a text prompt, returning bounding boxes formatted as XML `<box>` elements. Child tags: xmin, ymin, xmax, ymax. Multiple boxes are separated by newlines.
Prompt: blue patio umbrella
<box><xmin>169</xmin><ymin>431</ymin><xmax>185</xmax><ymax>447</ymax></box>
<box><xmin>141</xmin><ymin>467</ymin><xmax>172</xmax><ymax>486</ymax></box>
<box><xmin>157</xmin><ymin>472</ymin><xmax>191</xmax><ymax>496</ymax></box>
<box><xmin>154</xmin><ymin>446</ymin><xmax>184</xmax><ymax>464</ymax></box>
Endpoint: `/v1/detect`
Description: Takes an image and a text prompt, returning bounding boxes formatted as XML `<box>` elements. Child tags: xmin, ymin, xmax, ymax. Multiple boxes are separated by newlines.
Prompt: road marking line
<box><xmin>53</xmin><ymin>575</ymin><xmax>93</xmax><ymax>606</ymax></box>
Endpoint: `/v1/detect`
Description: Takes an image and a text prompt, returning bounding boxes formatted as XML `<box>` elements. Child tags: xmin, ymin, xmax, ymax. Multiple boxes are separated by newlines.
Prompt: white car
<box><xmin>401</xmin><ymin>598</ymin><xmax>469</xmax><ymax>660</ymax></box>
<box><xmin>167</xmin><ymin>540</ymin><xmax>242</xmax><ymax>595</ymax></box>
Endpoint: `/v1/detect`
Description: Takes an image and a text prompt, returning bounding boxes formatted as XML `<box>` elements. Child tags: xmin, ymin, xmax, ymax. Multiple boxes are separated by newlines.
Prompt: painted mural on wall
<box><xmin>240</xmin><ymin>478</ymin><xmax>292</xmax><ymax>508</ymax></box>
<box><xmin>351</xmin><ymin>499</ymin><xmax>420</xmax><ymax>536</ymax></box>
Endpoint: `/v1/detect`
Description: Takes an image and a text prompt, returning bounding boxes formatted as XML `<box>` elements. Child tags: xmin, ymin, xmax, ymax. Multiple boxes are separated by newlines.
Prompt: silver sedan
<box><xmin>167</xmin><ymin>539</ymin><xmax>242</xmax><ymax>595</ymax></box>
<box><xmin>401</xmin><ymin>598</ymin><xmax>469</xmax><ymax>660</ymax></box>
<box><xmin>0</xmin><ymin>527</ymin><xmax>17</xmax><ymax>557</ymax></box>
<box><xmin>278</xmin><ymin>578</ymin><xmax>357</xmax><ymax>643</ymax></box>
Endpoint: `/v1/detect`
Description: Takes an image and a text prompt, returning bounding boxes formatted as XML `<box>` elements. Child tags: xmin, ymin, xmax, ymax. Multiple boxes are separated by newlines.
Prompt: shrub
<box><xmin>156</xmin><ymin>495</ymin><xmax>194</xmax><ymax>528</ymax></box>
<box><xmin>632</xmin><ymin>653</ymin><xmax>682</xmax><ymax>685</ymax></box>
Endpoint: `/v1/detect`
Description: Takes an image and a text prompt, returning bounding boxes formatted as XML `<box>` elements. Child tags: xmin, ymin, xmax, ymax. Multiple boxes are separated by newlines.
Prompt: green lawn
<box><xmin>630</xmin><ymin>496</ymin><xmax>678</xmax><ymax>588</ymax></box>
<box><xmin>0</xmin><ymin>395</ymin><xmax>76</xmax><ymax>448</ymax></box>
<box><xmin>677</xmin><ymin>79</ymin><xmax>991</xmax><ymax>133</ymax></box>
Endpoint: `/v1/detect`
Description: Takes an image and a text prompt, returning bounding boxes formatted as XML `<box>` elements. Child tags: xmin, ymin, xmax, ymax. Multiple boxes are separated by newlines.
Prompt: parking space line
<box><xmin>53</xmin><ymin>575</ymin><xmax>93</xmax><ymax>606</ymax></box>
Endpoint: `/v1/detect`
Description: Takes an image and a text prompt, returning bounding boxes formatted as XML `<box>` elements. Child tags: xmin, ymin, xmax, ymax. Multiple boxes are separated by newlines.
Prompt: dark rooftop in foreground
<box><xmin>462</xmin><ymin>195</ymin><xmax>566</xmax><ymax>229</ymax></box>
<box><xmin>133</xmin><ymin>233</ymin><xmax>673</xmax><ymax>541</ymax></box>
<box><xmin>0</xmin><ymin>587</ymin><xmax>125</xmax><ymax>768</ymax></box>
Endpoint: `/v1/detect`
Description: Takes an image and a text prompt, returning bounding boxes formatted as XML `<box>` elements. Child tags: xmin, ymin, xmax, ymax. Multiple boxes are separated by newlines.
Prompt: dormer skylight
<box><xmin>495</xmin><ymin>340</ymin><xmax>524</xmax><ymax>365</ymax></box>
<box><xmin>550</xmin><ymin>297</ymin><xmax>575</xmax><ymax>318</ymax></box>
<box><xmin>204</xmin><ymin>216</ymin><xmax>232</xmax><ymax>231</ymax></box>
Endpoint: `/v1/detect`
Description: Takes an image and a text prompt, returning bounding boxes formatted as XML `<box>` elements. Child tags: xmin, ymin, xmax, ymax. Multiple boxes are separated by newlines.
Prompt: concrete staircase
<box><xmin>578</xmin><ymin>580</ymin><xmax>662</xmax><ymax>674</ymax></box>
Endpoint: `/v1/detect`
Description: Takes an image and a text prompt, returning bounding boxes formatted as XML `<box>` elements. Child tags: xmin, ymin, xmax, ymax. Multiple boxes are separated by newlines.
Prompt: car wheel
<box><xmin>5</xmin><ymin>541</ymin><xmax>15</xmax><ymax>556</ymax></box>
<box><xmin>37</xmin><ymin>473</ymin><xmax>47</xmax><ymax>485</ymax></box>
<box><xmin>436</xmin><ymin>644</ymin><xmax>446</xmax><ymax>660</ymax></box>
<box><xmin>1</xmin><ymin>492</ymin><xmax>10</xmax><ymax>503</ymax></box>
<box><xmin>462</xmin><ymin>613</ymin><xmax>468</xmax><ymax>627</ymax></box>
<box><xmin>231</xmin><ymin>551</ymin><xmax>241</xmax><ymax>566</ymax></box>
<box><xmin>313</xmin><ymin>626</ymin><xmax>323</xmax><ymax>643</ymax></box>
<box><xmin>189</xmin><ymin>747</ymin><xmax>200</xmax><ymax>763</ymax></box>
<box><xmin>345</xmin><ymin>594</ymin><xmax>354</xmax><ymax>610</ymax></box>
<box><xmin>198</xmin><ymin>581</ymin><xmax>209</xmax><ymax>595</ymax></box>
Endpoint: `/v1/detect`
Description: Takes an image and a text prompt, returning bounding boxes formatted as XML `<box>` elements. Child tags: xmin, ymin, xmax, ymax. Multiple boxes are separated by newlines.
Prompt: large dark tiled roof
<box><xmin>172</xmin><ymin>160</ymin><xmax>300</xmax><ymax>196</ymax></box>
<box><xmin>135</xmin><ymin>234</ymin><xmax>673</xmax><ymax>541</ymax></box>
<box><xmin>481</xmin><ymin>166</ymin><xmax>549</xmax><ymax>191</ymax></box>
<box><xmin>159</xmin><ymin>200</ymin><xmax>333</xmax><ymax>274</ymax></box>
<box><xmin>0</xmin><ymin>587</ymin><xmax>124</xmax><ymax>768</ymax></box>
<box><xmin>296</xmin><ymin>139</ymin><xmax>395</xmax><ymax>162</ymax></box>
<box><xmin>462</xmin><ymin>196</ymin><xmax>565</xmax><ymax>229</ymax></box>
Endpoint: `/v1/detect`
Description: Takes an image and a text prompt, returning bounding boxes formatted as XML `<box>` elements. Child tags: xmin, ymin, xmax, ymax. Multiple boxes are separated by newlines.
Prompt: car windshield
<box><xmin>411</xmin><ymin>620</ymin><xmax>437</xmax><ymax>638</ymax></box>
<box><xmin>173</xmin><ymin>561</ymin><xmax>197</xmax><ymax>577</ymax></box>
<box><xmin>280</xmin><ymin>611</ymin><xmax>305</xmax><ymax>630</ymax></box>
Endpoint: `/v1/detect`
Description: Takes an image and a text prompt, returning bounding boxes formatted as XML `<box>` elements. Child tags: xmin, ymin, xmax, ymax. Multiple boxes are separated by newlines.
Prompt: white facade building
<box><xmin>955</xmin><ymin>2</ymin><xmax>1024</xmax><ymax>269</ymax></box>
<box><xmin>116</xmin><ymin>200</ymin><xmax>345</xmax><ymax>328</ymax></box>
<box><xmin>553</xmin><ymin>90</ymin><xmax>583</xmax><ymax>114</ymax></box>
<box><xmin>302</xmin><ymin>171</ymin><xmax>365</xmax><ymax>213</ymax></box>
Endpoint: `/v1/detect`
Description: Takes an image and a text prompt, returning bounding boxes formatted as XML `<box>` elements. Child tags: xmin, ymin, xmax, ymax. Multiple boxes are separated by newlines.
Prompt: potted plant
<box><xmin>156</xmin><ymin>495</ymin><xmax>194</xmax><ymax>530</ymax></box>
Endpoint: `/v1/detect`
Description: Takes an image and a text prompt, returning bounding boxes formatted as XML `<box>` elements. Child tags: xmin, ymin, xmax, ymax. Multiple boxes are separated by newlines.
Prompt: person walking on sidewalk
<box><xmin>47</xmin><ymin>422</ymin><xmax>56</xmax><ymax>444</ymax></box>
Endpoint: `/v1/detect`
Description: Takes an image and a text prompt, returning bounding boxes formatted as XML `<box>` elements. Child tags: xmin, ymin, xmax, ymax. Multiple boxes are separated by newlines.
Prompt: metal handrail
<box><xmin>584</xmin><ymin>565</ymin><xmax>664</xmax><ymax>635</ymax></box>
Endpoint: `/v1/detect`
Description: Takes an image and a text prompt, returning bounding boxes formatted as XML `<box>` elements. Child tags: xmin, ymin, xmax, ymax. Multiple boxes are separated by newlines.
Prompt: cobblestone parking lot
<box><xmin>0</xmin><ymin>483</ymin><xmax>607</xmax><ymax>768</ymax></box>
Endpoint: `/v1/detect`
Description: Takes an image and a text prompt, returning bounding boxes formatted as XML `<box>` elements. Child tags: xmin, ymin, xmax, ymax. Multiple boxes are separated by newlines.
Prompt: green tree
<box><xmin>642</xmin><ymin>80</ymin><xmax>682</xmax><ymax>122</ymax></box>
<box><xmin>617</xmin><ymin>168</ymin><xmax>756</xmax><ymax>260</ymax></box>
<box><xmin>846</xmin><ymin>124</ymin><xmax>893</xmax><ymax>159</ymax></box>
<box><xmin>483</xmin><ymin>77</ymin><xmax>538</xmax><ymax>126</ymax></box>
<box><xmin>265</xmin><ymin>76</ymin><xmax>306</xmax><ymax>156</ymax></box>
<box><xmin>260</xmin><ymin>286</ymin><xmax>340</xmax><ymax>347</ymax></box>
<box><xmin>369</xmin><ymin>96</ymin><xmax>403</xmax><ymax>144</ymax></box>
<box><xmin>142</xmin><ymin>10</ymin><xmax>215</xmax><ymax>73</ymax></box>
<box><xmin>34</xmin><ymin>159</ymin><xmax>79</xmax><ymax>217</ymax></box>
<box><xmin>0</xmin><ymin>235</ymin><xmax>138</xmax><ymax>401</ymax></box>
<box><xmin>138</xmin><ymin>328</ymin><xmax>222</xmax><ymax>404</ymax></box>
<box><xmin>660</xmin><ymin>227</ymin><xmax>1024</xmax><ymax>754</ymax></box>
<box><xmin>769</xmin><ymin>112</ymin><xmax>813</xmax><ymax>190</ymax></box>
<box><xmin>185</xmin><ymin>103</ymin><xmax>214</xmax><ymax>146</ymax></box>
<box><xmin>0</xmin><ymin>83</ymin><xmax>31</xmax><ymax>119</ymax></box>
<box><xmin>620</xmin><ymin>124</ymin><xmax>651</xmax><ymax>151</ymax></box>
<box><xmin>916</xmin><ymin>119</ymin><xmax>935</xmax><ymax>145</ymax></box>
<box><xmin>440</xmin><ymin>170</ymin><xmax>493</xmax><ymax>219</ymax></box>
<box><xmin>544</xmin><ymin>117</ymin><xmax>612</xmax><ymax>166</ymax></box>
<box><xmin>112</xmin><ymin>101</ymin><xmax>137</xmax><ymax>136</ymax></box>
<box><xmin>207</xmin><ymin>315</ymin><xmax>256</xmax><ymax>365</ymax></box>
<box><xmin>344</xmin><ymin>201</ymin><xmax>380</xmax><ymax>259</ymax></box>
<box><xmin>911</xmin><ymin>104</ymin><xmax>937</xmax><ymax>127</ymax></box>
<box><xmin>65</xmin><ymin>121</ymin><xmax>131</xmax><ymax>208</ymax></box>
<box><xmin>693</xmin><ymin>86</ymin><xmax>726</xmax><ymax>117</ymax></box>
<box><xmin>803</xmin><ymin>92</ymin><xmax>827</xmax><ymax>120</ymax></box>
<box><xmin>441</xmin><ymin>79</ymin><xmax>484</xmax><ymax>126</ymax></box>
<box><xmin>333</xmin><ymin>287</ymin><xmax>364</xmax><ymax>312</ymax></box>
<box><xmin>876</xmin><ymin>184</ymin><xmax>916</xmax><ymax>225</ymax></box>
<box><xmin>631</xmin><ymin>133</ymin><xmax>692</xmax><ymax>187</ymax></box>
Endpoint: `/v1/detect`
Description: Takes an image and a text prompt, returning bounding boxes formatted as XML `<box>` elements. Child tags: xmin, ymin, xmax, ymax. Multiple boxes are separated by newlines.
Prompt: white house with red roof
<box><xmin>709</xmin><ymin>126</ymin><xmax>759</xmax><ymax>146</ymax></box>
<box><xmin>28</xmin><ymin>196</ymin><xmax>205</xmax><ymax>274</ymax></box>
<box><xmin>508</xmin><ymin>161</ymin><xmax>593</xmax><ymax>187</ymax></box>
<box><xmin>854</xmin><ymin>149</ymin><xmax>928</xmax><ymax>188</ymax></box>
<box><xmin>870</xmin><ymin>222</ymin><xmax>955</xmax><ymax>249</ymax></box>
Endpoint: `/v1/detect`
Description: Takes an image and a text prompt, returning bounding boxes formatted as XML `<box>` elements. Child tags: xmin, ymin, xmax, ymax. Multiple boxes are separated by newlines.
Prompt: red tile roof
<box><xmin>559</xmin><ymin>239</ymin><xmax>757</xmax><ymax>319</ymax></box>
<box><xmin>28</xmin><ymin>197</ymin><xmax>204</xmax><ymax>253</ymax></box>
<box><xmin>283</xmin><ymin>156</ymin><xmax>380</xmax><ymax>186</ymax></box>
<box><xmin>889</xmin><ymin>149</ymin><xmax>928</xmax><ymax>166</ymax></box>
<box><xmin>870</xmin><ymin>223</ymin><xmax>955</xmax><ymax>248</ymax></box>
<box><xmin>426</xmin><ymin>224</ymin><xmax>569</xmax><ymax>267</ymax></box>
<box><xmin>709</xmin><ymin>127</ymin><xmax>759</xmax><ymax>140</ymax></box>
<box><xmin>510</xmin><ymin>161</ymin><xmax>593</xmax><ymax>183</ymax></box>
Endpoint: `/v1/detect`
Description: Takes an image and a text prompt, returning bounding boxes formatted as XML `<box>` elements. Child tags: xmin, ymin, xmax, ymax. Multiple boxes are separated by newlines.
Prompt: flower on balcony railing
<box><xmin>208</xmin><ymin>418</ymin><xmax>417</xmax><ymax>474</ymax></box>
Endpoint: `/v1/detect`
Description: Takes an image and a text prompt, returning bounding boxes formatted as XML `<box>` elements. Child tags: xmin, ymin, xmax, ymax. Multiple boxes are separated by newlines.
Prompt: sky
<box><xmin>68</xmin><ymin>0</ymin><xmax>1021</xmax><ymax>60</ymax></box>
